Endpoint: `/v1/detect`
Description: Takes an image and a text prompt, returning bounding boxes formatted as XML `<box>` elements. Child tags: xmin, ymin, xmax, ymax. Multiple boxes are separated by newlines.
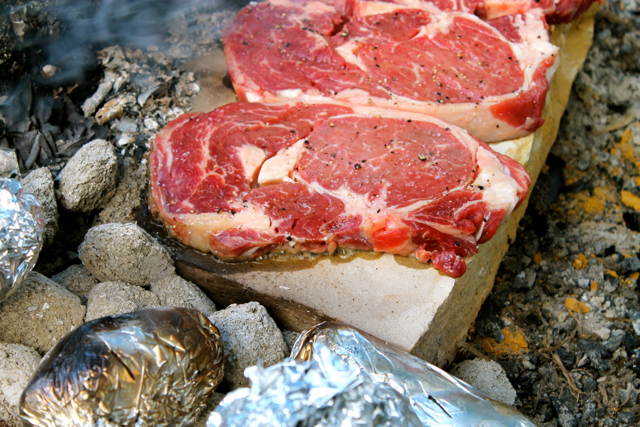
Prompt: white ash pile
<box><xmin>462</xmin><ymin>1</ymin><xmax>640</xmax><ymax>426</ymax></box>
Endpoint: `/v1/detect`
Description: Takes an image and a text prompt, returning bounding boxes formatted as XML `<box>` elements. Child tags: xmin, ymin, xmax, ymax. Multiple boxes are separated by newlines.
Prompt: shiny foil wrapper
<box><xmin>0</xmin><ymin>178</ymin><xmax>44</xmax><ymax>302</ymax></box>
<box><xmin>207</xmin><ymin>344</ymin><xmax>423</xmax><ymax>427</ymax></box>
<box><xmin>291</xmin><ymin>322</ymin><xmax>535</xmax><ymax>427</ymax></box>
<box><xmin>20</xmin><ymin>307</ymin><xmax>224</xmax><ymax>427</ymax></box>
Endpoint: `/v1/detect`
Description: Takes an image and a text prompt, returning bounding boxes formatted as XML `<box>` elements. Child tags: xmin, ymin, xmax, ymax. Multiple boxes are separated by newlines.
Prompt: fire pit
<box><xmin>0</xmin><ymin>0</ymin><xmax>639</xmax><ymax>425</ymax></box>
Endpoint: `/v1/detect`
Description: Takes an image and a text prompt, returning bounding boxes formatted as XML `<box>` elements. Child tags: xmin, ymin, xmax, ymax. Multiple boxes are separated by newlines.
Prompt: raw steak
<box><xmin>222</xmin><ymin>0</ymin><xmax>558</xmax><ymax>142</ymax></box>
<box><xmin>149</xmin><ymin>101</ymin><xmax>530</xmax><ymax>277</ymax></box>
<box><xmin>351</xmin><ymin>0</ymin><xmax>600</xmax><ymax>24</ymax></box>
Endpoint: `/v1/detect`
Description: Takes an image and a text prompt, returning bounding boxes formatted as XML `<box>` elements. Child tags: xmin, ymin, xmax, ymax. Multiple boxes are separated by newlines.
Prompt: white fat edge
<box><xmin>334</xmin><ymin>40</ymin><xmax>369</xmax><ymax>72</ymax></box>
<box><xmin>508</xmin><ymin>13</ymin><xmax>559</xmax><ymax>84</ymax></box>
<box><xmin>483</xmin><ymin>0</ymin><xmax>530</xmax><ymax>20</ymax></box>
<box><xmin>258</xmin><ymin>139</ymin><xmax>306</xmax><ymax>186</ymax></box>
<box><xmin>354</xmin><ymin>0</ymin><xmax>443</xmax><ymax>17</ymax></box>
<box><xmin>413</xmin><ymin>13</ymin><xmax>455</xmax><ymax>39</ymax></box>
<box><xmin>237</xmin><ymin>144</ymin><xmax>267</xmax><ymax>184</ymax></box>
<box><xmin>178</xmin><ymin>206</ymin><xmax>274</xmax><ymax>252</ymax></box>
<box><xmin>245</xmin><ymin>92</ymin><xmax>263</xmax><ymax>102</ymax></box>
<box><xmin>276</xmin><ymin>89</ymin><xmax>303</xmax><ymax>99</ymax></box>
<box><xmin>473</xmin><ymin>146</ymin><xmax>521</xmax><ymax>223</ymax></box>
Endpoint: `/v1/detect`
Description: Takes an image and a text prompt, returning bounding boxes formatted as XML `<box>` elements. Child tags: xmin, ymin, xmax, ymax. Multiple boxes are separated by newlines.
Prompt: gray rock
<box><xmin>208</xmin><ymin>302</ymin><xmax>288</xmax><ymax>389</ymax></box>
<box><xmin>79</xmin><ymin>223</ymin><xmax>175</xmax><ymax>287</ymax></box>
<box><xmin>85</xmin><ymin>281</ymin><xmax>160</xmax><ymax>322</ymax></box>
<box><xmin>58</xmin><ymin>139</ymin><xmax>118</xmax><ymax>212</ymax></box>
<box><xmin>0</xmin><ymin>272</ymin><xmax>86</xmax><ymax>354</ymax></box>
<box><xmin>0</xmin><ymin>343</ymin><xmax>42</xmax><ymax>427</ymax></box>
<box><xmin>450</xmin><ymin>359</ymin><xmax>517</xmax><ymax>406</ymax></box>
<box><xmin>21</xmin><ymin>167</ymin><xmax>58</xmax><ymax>246</ymax></box>
<box><xmin>0</xmin><ymin>148</ymin><xmax>19</xmax><ymax>178</ymax></box>
<box><xmin>150</xmin><ymin>275</ymin><xmax>216</xmax><ymax>316</ymax></box>
<box><xmin>93</xmin><ymin>157</ymin><xmax>148</xmax><ymax>226</ymax></box>
<box><xmin>51</xmin><ymin>264</ymin><xmax>98</xmax><ymax>303</ymax></box>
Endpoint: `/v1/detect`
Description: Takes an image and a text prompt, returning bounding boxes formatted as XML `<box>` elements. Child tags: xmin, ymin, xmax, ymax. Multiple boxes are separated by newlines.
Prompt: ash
<box><xmin>466</xmin><ymin>2</ymin><xmax>640</xmax><ymax>426</ymax></box>
<box><xmin>0</xmin><ymin>0</ymin><xmax>639</xmax><ymax>426</ymax></box>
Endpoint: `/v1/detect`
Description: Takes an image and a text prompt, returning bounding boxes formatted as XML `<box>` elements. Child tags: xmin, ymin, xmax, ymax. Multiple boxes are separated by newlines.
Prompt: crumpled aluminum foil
<box><xmin>207</xmin><ymin>343</ymin><xmax>423</xmax><ymax>427</ymax></box>
<box><xmin>0</xmin><ymin>178</ymin><xmax>44</xmax><ymax>302</ymax></box>
<box><xmin>20</xmin><ymin>307</ymin><xmax>225</xmax><ymax>427</ymax></box>
<box><xmin>291</xmin><ymin>322</ymin><xmax>535</xmax><ymax>427</ymax></box>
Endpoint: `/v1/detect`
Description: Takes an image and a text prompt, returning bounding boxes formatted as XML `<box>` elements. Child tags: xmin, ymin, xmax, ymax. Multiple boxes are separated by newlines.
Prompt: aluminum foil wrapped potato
<box><xmin>20</xmin><ymin>307</ymin><xmax>224</xmax><ymax>427</ymax></box>
<box><xmin>208</xmin><ymin>343</ymin><xmax>423</xmax><ymax>427</ymax></box>
<box><xmin>0</xmin><ymin>178</ymin><xmax>45</xmax><ymax>302</ymax></box>
<box><xmin>290</xmin><ymin>322</ymin><xmax>534</xmax><ymax>427</ymax></box>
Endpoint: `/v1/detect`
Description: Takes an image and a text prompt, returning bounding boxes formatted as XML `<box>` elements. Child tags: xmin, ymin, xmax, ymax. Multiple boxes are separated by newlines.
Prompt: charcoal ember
<box><xmin>81</xmin><ymin>71</ymin><xmax>118</xmax><ymax>117</ymax></box>
<box><xmin>0</xmin><ymin>149</ymin><xmax>19</xmax><ymax>177</ymax></box>
<box><xmin>208</xmin><ymin>302</ymin><xmax>288</xmax><ymax>389</ymax></box>
<box><xmin>20</xmin><ymin>307</ymin><xmax>224</xmax><ymax>427</ymax></box>
<box><xmin>0</xmin><ymin>179</ymin><xmax>44</xmax><ymax>302</ymax></box>
<box><xmin>51</xmin><ymin>264</ymin><xmax>97</xmax><ymax>303</ymax></box>
<box><xmin>95</xmin><ymin>92</ymin><xmax>135</xmax><ymax>126</ymax></box>
<box><xmin>576</xmin><ymin>339</ymin><xmax>611</xmax><ymax>374</ymax></box>
<box><xmin>0</xmin><ymin>343</ymin><xmax>42</xmax><ymax>427</ymax></box>
<box><xmin>85</xmin><ymin>281</ymin><xmax>160</xmax><ymax>322</ymax></box>
<box><xmin>93</xmin><ymin>157</ymin><xmax>147</xmax><ymax>225</ymax></box>
<box><xmin>450</xmin><ymin>359</ymin><xmax>517</xmax><ymax>405</ymax></box>
<box><xmin>0</xmin><ymin>272</ymin><xmax>85</xmax><ymax>354</ymax></box>
<box><xmin>620</xmin><ymin>256</ymin><xmax>640</xmax><ymax>273</ymax></box>
<box><xmin>57</xmin><ymin>139</ymin><xmax>117</xmax><ymax>212</ymax></box>
<box><xmin>150</xmin><ymin>275</ymin><xmax>216</xmax><ymax>317</ymax></box>
<box><xmin>78</xmin><ymin>223</ymin><xmax>175</xmax><ymax>287</ymax></box>
<box><xmin>20</xmin><ymin>167</ymin><xmax>58</xmax><ymax>246</ymax></box>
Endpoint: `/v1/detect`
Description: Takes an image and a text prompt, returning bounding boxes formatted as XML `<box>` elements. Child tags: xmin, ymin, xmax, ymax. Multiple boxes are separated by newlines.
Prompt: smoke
<box><xmin>2</xmin><ymin>0</ymin><xmax>250</xmax><ymax>86</ymax></box>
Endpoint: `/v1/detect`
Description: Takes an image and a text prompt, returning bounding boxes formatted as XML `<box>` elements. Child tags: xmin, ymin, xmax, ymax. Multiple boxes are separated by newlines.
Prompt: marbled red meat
<box><xmin>222</xmin><ymin>0</ymin><xmax>558</xmax><ymax>142</ymax></box>
<box><xmin>149</xmin><ymin>101</ymin><xmax>530</xmax><ymax>277</ymax></box>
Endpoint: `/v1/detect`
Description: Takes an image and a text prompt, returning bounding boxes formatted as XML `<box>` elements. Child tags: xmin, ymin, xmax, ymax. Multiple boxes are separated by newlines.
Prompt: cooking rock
<box><xmin>51</xmin><ymin>264</ymin><xmax>98</xmax><ymax>304</ymax></box>
<box><xmin>20</xmin><ymin>307</ymin><xmax>224</xmax><ymax>427</ymax></box>
<box><xmin>93</xmin><ymin>157</ymin><xmax>148</xmax><ymax>226</ymax></box>
<box><xmin>57</xmin><ymin>139</ymin><xmax>118</xmax><ymax>212</ymax></box>
<box><xmin>78</xmin><ymin>223</ymin><xmax>175</xmax><ymax>287</ymax></box>
<box><xmin>450</xmin><ymin>359</ymin><xmax>517</xmax><ymax>406</ymax></box>
<box><xmin>208</xmin><ymin>302</ymin><xmax>288</xmax><ymax>389</ymax></box>
<box><xmin>150</xmin><ymin>275</ymin><xmax>216</xmax><ymax>317</ymax></box>
<box><xmin>0</xmin><ymin>343</ymin><xmax>41</xmax><ymax>427</ymax></box>
<box><xmin>85</xmin><ymin>281</ymin><xmax>160</xmax><ymax>321</ymax></box>
<box><xmin>0</xmin><ymin>272</ymin><xmax>85</xmax><ymax>354</ymax></box>
<box><xmin>20</xmin><ymin>167</ymin><xmax>58</xmax><ymax>247</ymax></box>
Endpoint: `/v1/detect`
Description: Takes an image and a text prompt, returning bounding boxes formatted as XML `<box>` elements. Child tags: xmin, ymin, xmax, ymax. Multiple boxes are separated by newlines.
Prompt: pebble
<box><xmin>450</xmin><ymin>359</ymin><xmax>517</xmax><ymax>406</ymax></box>
<box><xmin>208</xmin><ymin>302</ymin><xmax>289</xmax><ymax>389</ymax></box>
<box><xmin>57</xmin><ymin>139</ymin><xmax>118</xmax><ymax>212</ymax></box>
<box><xmin>85</xmin><ymin>281</ymin><xmax>160</xmax><ymax>321</ymax></box>
<box><xmin>0</xmin><ymin>149</ymin><xmax>19</xmax><ymax>178</ymax></box>
<box><xmin>78</xmin><ymin>223</ymin><xmax>175</xmax><ymax>287</ymax></box>
<box><xmin>20</xmin><ymin>167</ymin><xmax>59</xmax><ymax>247</ymax></box>
<box><xmin>51</xmin><ymin>264</ymin><xmax>98</xmax><ymax>304</ymax></box>
<box><xmin>0</xmin><ymin>272</ymin><xmax>85</xmax><ymax>354</ymax></box>
<box><xmin>0</xmin><ymin>343</ymin><xmax>42</xmax><ymax>427</ymax></box>
<box><xmin>150</xmin><ymin>275</ymin><xmax>217</xmax><ymax>317</ymax></box>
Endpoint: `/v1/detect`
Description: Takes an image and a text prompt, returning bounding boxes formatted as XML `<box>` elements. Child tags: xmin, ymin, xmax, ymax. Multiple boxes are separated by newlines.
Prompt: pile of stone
<box><xmin>0</xmin><ymin>221</ymin><xmax>295</xmax><ymax>426</ymax></box>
